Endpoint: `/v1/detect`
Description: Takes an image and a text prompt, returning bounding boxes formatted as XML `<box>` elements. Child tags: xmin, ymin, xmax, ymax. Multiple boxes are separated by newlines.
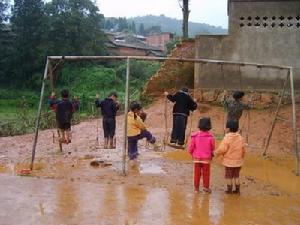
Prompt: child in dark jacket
<box><xmin>95</xmin><ymin>92</ymin><xmax>119</xmax><ymax>149</ymax></box>
<box><xmin>165</xmin><ymin>87</ymin><xmax>197</xmax><ymax>147</ymax></box>
<box><xmin>188</xmin><ymin>117</ymin><xmax>215</xmax><ymax>193</ymax></box>
<box><xmin>224</xmin><ymin>91</ymin><xmax>251</xmax><ymax>125</ymax></box>
<box><xmin>48</xmin><ymin>89</ymin><xmax>78</xmax><ymax>144</ymax></box>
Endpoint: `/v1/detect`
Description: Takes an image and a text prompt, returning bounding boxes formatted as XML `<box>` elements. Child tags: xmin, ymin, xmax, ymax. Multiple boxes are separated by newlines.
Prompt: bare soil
<box><xmin>0</xmin><ymin>98</ymin><xmax>299</xmax><ymax>225</ymax></box>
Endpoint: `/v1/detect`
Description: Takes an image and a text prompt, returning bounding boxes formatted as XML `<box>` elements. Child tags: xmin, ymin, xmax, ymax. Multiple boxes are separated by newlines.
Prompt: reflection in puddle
<box><xmin>139</xmin><ymin>162</ymin><xmax>165</xmax><ymax>174</ymax></box>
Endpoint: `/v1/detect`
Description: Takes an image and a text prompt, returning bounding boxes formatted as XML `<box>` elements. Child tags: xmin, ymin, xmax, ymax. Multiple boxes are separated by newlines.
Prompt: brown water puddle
<box><xmin>163</xmin><ymin>150</ymin><xmax>300</xmax><ymax>195</ymax></box>
<box><xmin>242</xmin><ymin>154</ymin><xmax>300</xmax><ymax>194</ymax></box>
<box><xmin>0</xmin><ymin>175</ymin><xmax>299</xmax><ymax>225</ymax></box>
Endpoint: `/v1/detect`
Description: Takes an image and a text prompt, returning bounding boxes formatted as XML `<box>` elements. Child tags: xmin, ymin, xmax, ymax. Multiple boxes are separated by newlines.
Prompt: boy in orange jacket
<box><xmin>215</xmin><ymin>120</ymin><xmax>246</xmax><ymax>194</ymax></box>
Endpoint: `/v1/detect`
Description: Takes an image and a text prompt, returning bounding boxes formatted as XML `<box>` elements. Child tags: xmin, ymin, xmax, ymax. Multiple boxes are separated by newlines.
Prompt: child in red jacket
<box><xmin>188</xmin><ymin>117</ymin><xmax>215</xmax><ymax>193</ymax></box>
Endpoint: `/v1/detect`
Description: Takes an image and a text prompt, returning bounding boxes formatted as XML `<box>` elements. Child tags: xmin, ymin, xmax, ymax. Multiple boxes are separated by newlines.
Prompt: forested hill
<box><xmin>129</xmin><ymin>15</ymin><xmax>227</xmax><ymax>36</ymax></box>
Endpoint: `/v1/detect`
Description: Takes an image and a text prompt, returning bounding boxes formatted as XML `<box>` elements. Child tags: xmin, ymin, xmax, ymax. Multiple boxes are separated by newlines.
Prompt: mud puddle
<box><xmin>0</xmin><ymin>175</ymin><xmax>299</xmax><ymax>225</ymax></box>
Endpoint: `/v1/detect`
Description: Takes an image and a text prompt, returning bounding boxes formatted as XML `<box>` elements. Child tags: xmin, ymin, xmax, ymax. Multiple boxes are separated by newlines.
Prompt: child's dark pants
<box><xmin>128</xmin><ymin>130</ymin><xmax>155</xmax><ymax>160</ymax></box>
<box><xmin>171</xmin><ymin>114</ymin><xmax>187</xmax><ymax>145</ymax></box>
<box><xmin>102</xmin><ymin>117</ymin><xmax>116</xmax><ymax>138</ymax></box>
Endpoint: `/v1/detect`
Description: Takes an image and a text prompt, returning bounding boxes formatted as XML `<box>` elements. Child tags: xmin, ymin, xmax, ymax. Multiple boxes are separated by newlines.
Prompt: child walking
<box><xmin>127</xmin><ymin>101</ymin><xmax>156</xmax><ymax>165</ymax></box>
<box><xmin>215</xmin><ymin>120</ymin><xmax>246</xmax><ymax>194</ymax></box>
<box><xmin>188</xmin><ymin>117</ymin><xmax>215</xmax><ymax>193</ymax></box>
<box><xmin>95</xmin><ymin>92</ymin><xmax>119</xmax><ymax>149</ymax></box>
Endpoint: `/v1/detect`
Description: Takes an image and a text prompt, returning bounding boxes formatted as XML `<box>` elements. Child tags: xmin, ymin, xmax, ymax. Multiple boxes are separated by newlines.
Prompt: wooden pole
<box><xmin>30</xmin><ymin>58</ymin><xmax>49</xmax><ymax>170</ymax></box>
<box><xmin>122</xmin><ymin>57</ymin><xmax>130</xmax><ymax>175</ymax></box>
<box><xmin>262</xmin><ymin>72</ymin><xmax>288</xmax><ymax>156</ymax></box>
<box><xmin>289</xmin><ymin>68</ymin><xmax>299</xmax><ymax>176</ymax></box>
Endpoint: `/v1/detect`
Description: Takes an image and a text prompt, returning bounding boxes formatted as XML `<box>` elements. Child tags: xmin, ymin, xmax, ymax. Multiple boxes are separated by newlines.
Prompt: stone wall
<box><xmin>195</xmin><ymin>0</ymin><xmax>300</xmax><ymax>91</ymax></box>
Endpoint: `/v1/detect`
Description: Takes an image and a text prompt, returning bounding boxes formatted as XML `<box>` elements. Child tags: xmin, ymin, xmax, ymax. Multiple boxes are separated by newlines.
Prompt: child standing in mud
<box><xmin>215</xmin><ymin>120</ymin><xmax>246</xmax><ymax>194</ymax></box>
<box><xmin>188</xmin><ymin>117</ymin><xmax>215</xmax><ymax>193</ymax></box>
<box><xmin>127</xmin><ymin>101</ymin><xmax>156</xmax><ymax>166</ymax></box>
<box><xmin>95</xmin><ymin>92</ymin><xmax>119</xmax><ymax>149</ymax></box>
<box><xmin>48</xmin><ymin>89</ymin><xmax>79</xmax><ymax>144</ymax></box>
<box><xmin>224</xmin><ymin>91</ymin><xmax>251</xmax><ymax>126</ymax></box>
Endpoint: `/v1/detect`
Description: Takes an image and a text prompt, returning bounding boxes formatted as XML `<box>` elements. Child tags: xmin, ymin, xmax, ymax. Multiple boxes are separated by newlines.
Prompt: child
<box><xmin>95</xmin><ymin>92</ymin><xmax>119</xmax><ymax>149</ymax></box>
<box><xmin>48</xmin><ymin>89</ymin><xmax>78</xmax><ymax>144</ymax></box>
<box><xmin>165</xmin><ymin>87</ymin><xmax>197</xmax><ymax>147</ymax></box>
<box><xmin>127</xmin><ymin>101</ymin><xmax>156</xmax><ymax>165</ymax></box>
<box><xmin>188</xmin><ymin>117</ymin><xmax>215</xmax><ymax>193</ymax></box>
<box><xmin>56</xmin><ymin>89</ymin><xmax>76</xmax><ymax>144</ymax></box>
<box><xmin>215</xmin><ymin>120</ymin><xmax>246</xmax><ymax>194</ymax></box>
<box><xmin>224</xmin><ymin>91</ymin><xmax>250</xmax><ymax>125</ymax></box>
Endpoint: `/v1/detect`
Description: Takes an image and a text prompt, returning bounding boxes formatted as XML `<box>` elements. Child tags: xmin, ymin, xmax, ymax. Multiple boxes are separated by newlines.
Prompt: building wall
<box><xmin>195</xmin><ymin>1</ymin><xmax>300</xmax><ymax>91</ymax></box>
<box><xmin>146</xmin><ymin>33</ymin><xmax>173</xmax><ymax>51</ymax></box>
<box><xmin>108</xmin><ymin>46</ymin><xmax>149</xmax><ymax>56</ymax></box>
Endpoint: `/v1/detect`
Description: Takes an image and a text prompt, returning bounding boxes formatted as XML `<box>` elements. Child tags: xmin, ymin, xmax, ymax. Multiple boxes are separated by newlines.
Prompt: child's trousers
<box><xmin>128</xmin><ymin>130</ymin><xmax>155</xmax><ymax>160</ymax></box>
<box><xmin>194</xmin><ymin>162</ymin><xmax>210</xmax><ymax>190</ymax></box>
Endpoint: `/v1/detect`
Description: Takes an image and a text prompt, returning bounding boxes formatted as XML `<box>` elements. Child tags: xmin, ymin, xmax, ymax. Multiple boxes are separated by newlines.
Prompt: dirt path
<box><xmin>0</xmin><ymin>98</ymin><xmax>299</xmax><ymax>225</ymax></box>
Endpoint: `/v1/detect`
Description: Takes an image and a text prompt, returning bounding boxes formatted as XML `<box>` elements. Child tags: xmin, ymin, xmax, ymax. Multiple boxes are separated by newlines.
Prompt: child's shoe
<box><xmin>233</xmin><ymin>185</ymin><xmax>240</xmax><ymax>194</ymax></box>
<box><xmin>225</xmin><ymin>185</ymin><xmax>233</xmax><ymax>194</ymax></box>
<box><xmin>203</xmin><ymin>188</ymin><xmax>212</xmax><ymax>194</ymax></box>
<box><xmin>194</xmin><ymin>189</ymin><xmax>199</xmax><ymax>194</ymax></box>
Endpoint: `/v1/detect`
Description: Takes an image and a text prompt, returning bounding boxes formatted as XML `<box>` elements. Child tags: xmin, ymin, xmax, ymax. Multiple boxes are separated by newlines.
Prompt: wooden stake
<box><xmin>262</xmin><ymin>73</ymin><xmax>288</xmax><ymax>156</ymax></box>
<box><xmin>30</xmin><ymin>58</ymin><xmax>49</xmax><ymax>170</ymax></box>
<box><xmin>122</xmin><ymin>58</ymin><xmax>130</xmax><ymax>175</ymax></box>
<box><xmin>289</xmin><ymin>69</ymin><xmax>299</xmax><ymax>176</ymax></box>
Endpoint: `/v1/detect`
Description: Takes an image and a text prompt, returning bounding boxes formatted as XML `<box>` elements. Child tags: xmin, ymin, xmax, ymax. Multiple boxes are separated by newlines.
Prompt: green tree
<box><xmin>11</xmin><ymin>0</ymin><xmax>46</xmax><ymax>86</ymax></box>
<box><xmin>131</xmin><ymin>21</ymin><xmax>136</xmax><ymax>33</ymax></box>
<box><xmin>44</xmin><ymin>0</ymin><xmax>106</xmax><ymax>56</ymax></box>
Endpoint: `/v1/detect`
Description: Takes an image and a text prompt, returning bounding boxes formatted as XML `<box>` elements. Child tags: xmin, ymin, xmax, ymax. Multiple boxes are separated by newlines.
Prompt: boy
<box><xmin>49</xmin><ymin>89</ymin><xmax>77</xmax><ymax>145</ymax></box>
<box><xmin>164</xmin><ymin>87</ymin><xmax>197</xmax><ymax>147</ymax></box>
<box><xmin>127</xmin><ymin>101</ymin><xmax>156</xmax><ymax>165</ymax></box>
<box><xmin>95</xmin><ymin>92</ymin><xmax>119</xmax><ymax>149</ymax></box>
<box><xmin>215</xmin><ymin>120</ymin><xmax>246</xmax><ymax>194</ymax></box>
<box><xmin>224</xmin><ymin>91</ymin><xmax>251</xmax><ymax>125</ymax></box>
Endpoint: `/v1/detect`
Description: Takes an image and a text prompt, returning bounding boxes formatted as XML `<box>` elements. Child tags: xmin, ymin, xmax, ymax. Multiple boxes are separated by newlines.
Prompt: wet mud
<box><xmin>0</xmin><ymin>98</ymin><xmax>299</xmax><ymax>224</ymax></box>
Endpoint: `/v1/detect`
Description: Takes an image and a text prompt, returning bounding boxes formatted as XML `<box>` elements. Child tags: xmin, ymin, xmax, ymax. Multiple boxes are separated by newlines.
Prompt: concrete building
<box><xmin>194</xmin><ymin>0</ymin><xmax>300</xmax><ymax>90</ymax></box>
<box><xmin>146</xmin><ymin>33</ymin><xmax>174</xmax><ymax>51</ymax></box>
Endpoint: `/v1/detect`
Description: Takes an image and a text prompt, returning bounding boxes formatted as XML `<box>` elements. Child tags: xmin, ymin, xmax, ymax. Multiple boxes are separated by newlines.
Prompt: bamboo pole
<box><xmin>122</xmin><ymin>57</ymin><xmax>130</xmax><ymax>175</ymax></box>
<box><xmin>262</xmin><ymin>72</ymin><xmax>289</xmax><ymax>156</ymax></box>
<box><xmin>30</xmin><ymin>58</ymin><xmax>49</xmax><ymax>170</ymax></box>
<box><xmin>289</xmin><ymin>68</ymin><xmax>299</xmax><ymax>176</ymax></box>
<box><xmin>47</xmin><ymin>56</ymin><xmax>291</xmax><ymax>70</ymax></box>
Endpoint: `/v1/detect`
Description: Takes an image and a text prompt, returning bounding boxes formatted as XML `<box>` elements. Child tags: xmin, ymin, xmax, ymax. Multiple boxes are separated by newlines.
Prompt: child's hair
<box><xmin>226</xmin><ymin>120</ymin><xmax>239</xmax><ymax>132</ymax></box>
<box><xmin>61</xmin><ymin>89</ymin><xmax>69</xmax><ymax>98</ymax></box>
<box><xmin>109</xmin><ymin>91</ymin><xmax>118</xmax><ymax>98</ymax></box>
<box><xmin>198</xmin><ymin>117</ymin><xmax>212</xmax><ymax>131</ymax></box>
<box><xmin>181</xmin><ymin>87</ymin><xmax>189</xmax><ymax>93</ymax></box>
<box><xmin>233</xmin><ymin>91</ymin><xmax>245</xmax><ymax>100</ymax></box>
<box><xmin>130</xmin><ymin>101</ymin><xmax>142</xmax><ymax>111</ymax></box>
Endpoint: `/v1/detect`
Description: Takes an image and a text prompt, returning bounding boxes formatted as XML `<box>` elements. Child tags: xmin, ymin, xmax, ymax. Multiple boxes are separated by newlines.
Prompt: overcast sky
<box><xmin>96</xmin><ymin>0</ymin><xmax>228</xmax><ymax>28</ymax></box>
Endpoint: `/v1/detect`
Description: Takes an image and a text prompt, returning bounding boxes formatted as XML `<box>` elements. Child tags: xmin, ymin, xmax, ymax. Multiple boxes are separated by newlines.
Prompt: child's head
<box><xmin>198</xmin><ymin>117</ymin><xmax>212</xmax><ymax>131</ymax></box>
<box><xmin>61</xmin><ymin>89</ymin><xmax>69</xmax><ymax>98</ymax></box>
<box><xmin>181</xmin><ymin>87</ymin><xmax>189</xmax><ymax>93</ymax></box>
<box><xmin>226</xmin><ymin>120</ymin><xmax>239</xmax><ymax>133</ymax></box>
<box><xmin>233</xmin><ymin>91</ymin><xmax>245</xmax><ymax>101</ymax></box>
<box><xmin>130</xmin><ymin>101</ymin><xmax>142</xmax><ymax>113</ymax></box>
<box><xmin>108</xmin><ymin>91</ymin><xmax>118</xmax><ymax>101</ymax></box>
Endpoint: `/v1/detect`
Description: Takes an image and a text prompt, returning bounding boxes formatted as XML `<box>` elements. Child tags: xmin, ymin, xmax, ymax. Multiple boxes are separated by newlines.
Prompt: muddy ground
<box><xmin>0</xmin><ymin>98</ymin><xmax>299</xmax><ymax>225</ymax></box>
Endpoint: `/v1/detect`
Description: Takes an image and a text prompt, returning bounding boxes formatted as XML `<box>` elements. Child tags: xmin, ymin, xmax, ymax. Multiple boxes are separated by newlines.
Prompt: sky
<box><xmin>96</xmin><ymin>0</ymin><xmax>228</xmax><ymax>28</ymax></box>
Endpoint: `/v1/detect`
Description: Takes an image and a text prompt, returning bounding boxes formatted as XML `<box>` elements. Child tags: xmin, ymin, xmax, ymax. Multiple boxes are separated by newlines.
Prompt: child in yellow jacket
<box><xmin>215</xmin><ymin>120</ymin><xmax>246</xmax><ymax>194</ymax></box>
<box><xmin>127</xmin><ymin>101</ymin><xmax>156</xmax><ymax>163</ymax></box>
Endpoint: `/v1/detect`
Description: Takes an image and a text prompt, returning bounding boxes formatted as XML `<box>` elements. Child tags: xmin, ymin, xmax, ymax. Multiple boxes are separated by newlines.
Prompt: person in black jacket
<box><xmin>95</xmin><ymin>92</ymin><xmax>119</xmax><ymax>149</ymax></box>
<box><xmin>49</xmin><ymin>89</ymin><xmax>78</xmax><ymax>144</ymax></box>
<box><xmin>165</xmin><ymin>87</ymin><xmax>197</xmax><ymax>147</ymax></box>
